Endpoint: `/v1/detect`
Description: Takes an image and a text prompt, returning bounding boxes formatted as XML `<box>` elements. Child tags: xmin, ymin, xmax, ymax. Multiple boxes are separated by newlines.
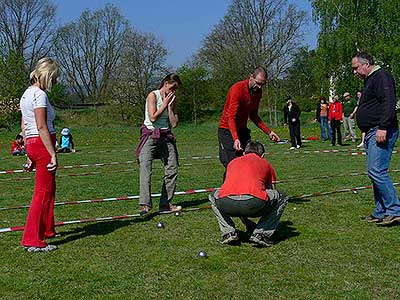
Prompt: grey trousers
<box><xmin>209</xmin><ymin>189</ymin><xmax>289</xmax><ymax>238</ymax></box>
<box><xmin>343</xmin><ymin>116</ymin><xmax>356</xmax><ymax>140</ymax></box>
<box><xmin>139</xmin><ymin>136</ymin><xmax>178</xmax><ymax>208</ymax></box>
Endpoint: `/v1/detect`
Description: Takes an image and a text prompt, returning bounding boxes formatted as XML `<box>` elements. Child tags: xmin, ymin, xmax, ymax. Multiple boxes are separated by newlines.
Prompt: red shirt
<box><xmin>218</xmin><ymin>79</ymin><xmax>271</xmax><ymax>140</ymax></box>
<box><xmin>328</xmin><ymin>101</ymin><xmax>343</xmax><ymax>121</ymax></box>
<box><xmin>10</xmin><ymin>141</ymin><xmax>23</xmax><ymax>154</ymax></box>
<box><xmin>219</xmin><ymin>153</ymin><xmax>276</xmax><ymax>201</ymax></box>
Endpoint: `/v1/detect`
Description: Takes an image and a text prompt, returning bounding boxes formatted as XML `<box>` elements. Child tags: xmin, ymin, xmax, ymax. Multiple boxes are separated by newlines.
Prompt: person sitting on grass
<box><xmin>10</xmin><ymin>134</ymin><xmax>26</xmax><ymax>156</ymax></box>
<box><xmin>57</xmin><ymin>127</ymin><xmax>75</xmax><ymax>153</ymax></box>
<box><xmin>209</xmin><ymin>141</ymin><xmax>289</xmax><ymax>247</ymax></box>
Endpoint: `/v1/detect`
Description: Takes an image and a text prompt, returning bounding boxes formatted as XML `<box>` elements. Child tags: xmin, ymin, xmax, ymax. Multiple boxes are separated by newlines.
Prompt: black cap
<box><xmin>285</xmin><ymin>95</ymin><xmax>292</xmax><ymax>101</ymax></box>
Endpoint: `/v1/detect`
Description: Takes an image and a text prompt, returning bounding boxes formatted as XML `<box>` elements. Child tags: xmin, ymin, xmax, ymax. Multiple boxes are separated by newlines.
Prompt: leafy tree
<box><xmin>196</xmin><ymin>0</ymin><xmax>307</xmax><ymax>124</ymax></box>
<box><xmin>0</xmin><ymin>51</ymin><xmax>27</xmax><ymax>98</ymax></box>
<box><xmin>312</xmin><ymin>0</ymin><xmax>400</xmax><ymax>95</ymax></box>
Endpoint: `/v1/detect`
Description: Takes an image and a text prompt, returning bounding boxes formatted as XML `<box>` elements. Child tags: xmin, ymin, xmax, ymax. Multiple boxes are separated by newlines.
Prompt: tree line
<box><xmin>1</xmin><ymin>0</ymin><xmax>399</xmax><ymax>128</ymax></box>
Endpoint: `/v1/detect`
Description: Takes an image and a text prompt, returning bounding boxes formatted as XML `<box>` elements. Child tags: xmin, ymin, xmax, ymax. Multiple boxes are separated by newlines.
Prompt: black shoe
<box><xmin>249</xmin><ymin>233</ymin><xmax>273</xmax><ymax>247</ymax></box>
<box><xmin>361</xmin><ymin>215</ymin><xmax>383</xmax><ymax>223</ymax></box>
<box><xmin>377</xmin><ymin>215</ymin><xmax>400</xmax><ymax>226</ymax></box>
<box><xmin>220</xmin><ymin>232</ymin><xmax>240</xmax><ymax>245</ymax></box>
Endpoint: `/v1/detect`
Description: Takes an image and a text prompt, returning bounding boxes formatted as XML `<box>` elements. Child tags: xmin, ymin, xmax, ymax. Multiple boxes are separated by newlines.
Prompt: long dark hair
<box><xmin>158</xmin><ymin>73</ymin><xmax>182</xmax><ymax>89</ymax></box>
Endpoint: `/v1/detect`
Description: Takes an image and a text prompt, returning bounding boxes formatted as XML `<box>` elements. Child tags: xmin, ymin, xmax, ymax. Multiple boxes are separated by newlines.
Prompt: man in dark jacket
<box><xmin>283</xmin><ymin>96</ymin><xmax>302</xmax><ymax>149</ymax></box>
<box><xmin>352</xmin><ymin>52</ymin><xmax>400</xmax><ymax>225</ymax></box>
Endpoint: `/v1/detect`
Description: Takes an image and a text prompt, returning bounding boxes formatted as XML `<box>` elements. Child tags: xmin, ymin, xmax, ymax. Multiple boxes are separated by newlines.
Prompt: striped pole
<box><xmin>0</xmin><ymin>205</ymin><xmax>211</xmax><ymax>233</ymax></box>
<box><xmin>0</xmin><ymin>187</ymin><xmax>217</xmax><ymax>211</ymax></box>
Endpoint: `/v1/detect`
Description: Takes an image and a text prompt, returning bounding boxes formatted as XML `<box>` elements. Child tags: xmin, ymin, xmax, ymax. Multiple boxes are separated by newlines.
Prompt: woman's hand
<box><xmin>47</xmin><ymin>155</ymin><xmax>58</xmax><ymax>173</ymax></box>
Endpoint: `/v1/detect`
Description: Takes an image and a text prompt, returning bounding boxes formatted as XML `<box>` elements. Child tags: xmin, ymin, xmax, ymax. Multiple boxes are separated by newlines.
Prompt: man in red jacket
<box><xmin>218</xmin><ymin>67</ymin><xmax>279</xmax><ymax>175</ymax></box>
<box><xmin>328</xmin><ymin>95</ymin><xmax>343</xmax><ymax>146</ymax></box>
<box><xmin>209</xmin><ymin>141</ymin><xmax>288</xmax><ymax>247</ymax></box>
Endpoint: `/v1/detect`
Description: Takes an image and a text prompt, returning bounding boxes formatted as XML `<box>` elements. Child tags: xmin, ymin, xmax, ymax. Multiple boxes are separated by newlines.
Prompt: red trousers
<box><xmin>21</xmin><ymin>135</ymin><xmax>56</xmax><ymax>247</ymax></box>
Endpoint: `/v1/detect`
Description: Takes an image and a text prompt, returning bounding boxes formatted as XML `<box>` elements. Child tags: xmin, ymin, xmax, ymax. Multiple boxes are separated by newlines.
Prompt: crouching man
<box><xmin>209</xmin><ymin>141</ymin><xmax>288</xmax><ymax>247</ymax></box>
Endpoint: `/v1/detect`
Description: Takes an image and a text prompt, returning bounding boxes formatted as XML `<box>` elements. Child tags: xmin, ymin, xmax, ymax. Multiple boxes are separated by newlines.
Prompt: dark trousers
<box><xmin>289</xmin><ymin>121</ymin><xmax>302</xmax><ymax>147</ymax></box>
<box><xmin>330</xmin><ymin>119</ymin><xmax>342</xmax><ymax>145</ymax></box>
<box><xmin>218</xmin><ymin>127</ymin><xmax>251</xmax><ymax>168</ymax></box>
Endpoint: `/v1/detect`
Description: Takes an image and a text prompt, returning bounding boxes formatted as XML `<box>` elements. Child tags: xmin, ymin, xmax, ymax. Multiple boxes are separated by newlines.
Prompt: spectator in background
<box><xmin>315</xmin><ymin>96</ymin><xmax>332</xmax><ymax>142</ymax></box>
<box><xmin>10</xmin><ymin>134</ymin><xmax>26</xmax><ymax>156</ymax></box>
<box><xmin>57</xmin><ymin>128</ymin><xmax>75</xmax><ymax>153</ymax></box>
<box><xmin>354</xmin><ymin>91</ymin><xmax>366</xmax><ymax>148</ymax></box>
<box><xmin>352</xmin><ymin>52</ymin><xmax>400</xmax><ymax>225</ymax></box>
<box><xmin>283</xmin><ymin>96</ymin><xmax>302</xmax><ymax>149</ymax></box>
<box><xmin>342</xmin><ymin>92</ymin><xmax>358</xmax><ymax>143</ymax></box>
<box><xmin>328</xmin><ymin>95</ymin><xmax>343</xmax><ymax>146</ymax></box>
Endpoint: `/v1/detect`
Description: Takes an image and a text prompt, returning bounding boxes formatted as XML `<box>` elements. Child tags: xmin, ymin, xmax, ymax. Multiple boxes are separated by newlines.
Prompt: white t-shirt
<box><xmin>20</xmin><ymin>86</ymin><xmax>56</xmax><ymax>137</ymax></box>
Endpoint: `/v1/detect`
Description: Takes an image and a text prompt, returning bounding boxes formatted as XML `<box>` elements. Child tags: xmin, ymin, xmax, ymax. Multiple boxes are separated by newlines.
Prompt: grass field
<box><xmin>0</xmin><ymin>113</ymin><xmax>399</xmax><ymax>300</ymax></box>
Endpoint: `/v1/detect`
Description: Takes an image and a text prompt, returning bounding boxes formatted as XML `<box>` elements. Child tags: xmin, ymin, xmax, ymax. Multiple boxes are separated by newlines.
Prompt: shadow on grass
<box><xmin>236</xmin><ymin>220</ymin><xmax>300</xmax><ymax>246</ymax></box>
<box><xmin>52</xmin><ymin>217</ymin><xmax>148</xmax><ymax>246</ymax></box>
<box><xmin>288</xmin><ymin>197</ymin><xmax>311</xmax><ymax>204</ymax></box>
<box><xmin>52</xmin><ymin>198</ymin><xmax>212</xmax><ymax>246</ymax></box>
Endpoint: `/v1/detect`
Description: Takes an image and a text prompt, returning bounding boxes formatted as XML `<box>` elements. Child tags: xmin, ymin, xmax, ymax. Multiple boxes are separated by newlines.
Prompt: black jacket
<box><xmin>284</xmin><ymin>101</ymin><xmax>301</xmax><ymax>124</ymax></box>
<box><xmin>356</xmin><ymin>67</ymin><xmax>398</xmax><ymax>132</ymax></box>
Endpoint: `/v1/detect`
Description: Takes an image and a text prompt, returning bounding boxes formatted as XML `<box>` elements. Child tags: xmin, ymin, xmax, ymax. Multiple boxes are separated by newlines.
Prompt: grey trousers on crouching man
<box><xmin>139</xmin><ymin>136</ymin><xmax>178</xmax><ymax>208</ymax></box>
<box><xmin>209</xmin><ymin>189</ymin><xmax>289</xmax><ymax>238</ymax></box>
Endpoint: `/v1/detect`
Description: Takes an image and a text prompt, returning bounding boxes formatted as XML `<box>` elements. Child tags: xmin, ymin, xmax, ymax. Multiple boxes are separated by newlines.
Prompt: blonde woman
<box><xmin>20</xmin><ymin>58</ymin><xmax>59</xmax><ymax>253</ymax></box>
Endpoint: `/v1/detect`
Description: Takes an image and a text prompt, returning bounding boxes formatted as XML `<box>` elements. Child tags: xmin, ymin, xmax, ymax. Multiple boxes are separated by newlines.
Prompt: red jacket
<box><xmin>218</xmin><ymin>79</ymin><xmax>271</xmax><ymax>140</ymax></box>
<box><xmin>328</xmin><ymin>101</ymin><xmax>343</xmax><ymax>121</ymax></box>
<box><xmin>219</xmin><ymin>153</ymin><xmax>276</xmax><ymax>201</ymax></box>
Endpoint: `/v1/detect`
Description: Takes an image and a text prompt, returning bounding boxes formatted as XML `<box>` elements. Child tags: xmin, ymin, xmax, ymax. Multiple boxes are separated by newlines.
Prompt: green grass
<box><xmin>0</xmin><ymin>117</ymin><xmax>399</xmax><ymax>300</ymax></box>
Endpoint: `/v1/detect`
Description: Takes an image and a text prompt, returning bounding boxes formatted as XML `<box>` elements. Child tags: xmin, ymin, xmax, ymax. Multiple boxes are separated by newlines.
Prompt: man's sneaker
<box><xmin>24</xmin><ymin>244</ymin><xmax>57</xmax><ymax>253</ymax></box>
<box><xmin>377</xmin><ymin>215</ymin><xmax>400</xmax><ymax>226</ymax></box>
<box><xmin>159</xmin><ymin>203</ymin><xmax>182</xmax><ymax>212</ymax></box>
<box><xmin>361</xmin><ymin>215</ymin><xmax>383</xmax><ymax>223</ymax></box>
<box><xmin>289</xmin><ymin>146</ymin><xmax>296</xmax><ymax>150</ymax></box>
<box><xmin>296</xmin><ymin>145</ymin><xmax>301</xmax><ymax>149</ymax></box>
<box><xmin>220</xmin><ymin>232</ymin><xmax>240</xmax><ymax>245</ymax></box>
<box><xmin>249</xmin><ymin>233</ymin><xmax>273</xmax><ymax>247</ymax></box>
<box><xmin>139</xmin><ymin>205</ymin><xmax>151</xmax><ymax>215</ymax></box>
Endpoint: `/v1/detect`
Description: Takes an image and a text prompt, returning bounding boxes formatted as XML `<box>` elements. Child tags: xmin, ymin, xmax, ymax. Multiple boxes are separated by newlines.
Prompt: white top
<box><xmin>143</xmin><ymin>90</ymin><xmax>169</xmax><ymax>130</ymax></box>
<box><xmin>20</xmin><ymin>86</ymin><xmax>56</xmax><ymax>137</ymax></box>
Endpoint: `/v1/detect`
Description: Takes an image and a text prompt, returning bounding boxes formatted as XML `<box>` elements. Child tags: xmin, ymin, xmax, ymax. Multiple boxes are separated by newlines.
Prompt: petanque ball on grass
<box><xmin>174</xmin><ymin>211</ymin><xmax>181</xmax><ymax>217</ymax></box>
<box><xmin>156</xmin><ymin>221</ymin><xmax>165</xmax><ymax>229</ymax></box>
<box><xmin>353</xmin><ymin>190</ymin><xmax>358</xmax><ymax>194</ymax></box>
<box><xmin>197</xmin><ymin>250</ymin><xmax>208</xmax><ymax>258</ymax></box>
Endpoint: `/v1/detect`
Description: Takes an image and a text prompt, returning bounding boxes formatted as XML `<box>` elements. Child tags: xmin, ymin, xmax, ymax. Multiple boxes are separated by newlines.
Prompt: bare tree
<box><xmin>109</xmin><ymin>29</ymin><xmax>168</xmax><ymax>122</ymax></box>
<box><xmin>0</xmin><ymin>0</ymin><xmax>57</xmax><ymax>71</ymax></box>
<box><xmin>54</xmin><ymin>4</ymin><xmax>128</xmax><ymax>102</ymax></box>
<box><xmin>198</xmin><ymin>0</ymin><xmax>307</xmax><ymax>124</ymax></box>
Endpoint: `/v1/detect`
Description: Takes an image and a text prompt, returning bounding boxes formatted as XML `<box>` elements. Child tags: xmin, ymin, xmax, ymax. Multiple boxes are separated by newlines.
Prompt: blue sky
<box><xmin>54</xmin><ymin>0</ymin><xmax>318</xmax><ymax>68</ymax></box>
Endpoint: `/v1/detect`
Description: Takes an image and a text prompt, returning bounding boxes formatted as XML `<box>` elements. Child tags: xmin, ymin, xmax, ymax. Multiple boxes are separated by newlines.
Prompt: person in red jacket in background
<box><xmin>218</xmin><ymin>66</ymin><xmax>280</xmax><ymax>179</ymax></box>
<box><xmin>10</xmin><ymin>134</ymin><xmax>26</xmax><ymax>156</ymax></box>
<box><xmin>209</xmin><ymin>141</ymin><xmax>288</xmax><ymax>247</ymax></box>
<box><xmin>328</xmin><ymin>95</ymin><xmax>343</xmax><ymax>146</ymax></box>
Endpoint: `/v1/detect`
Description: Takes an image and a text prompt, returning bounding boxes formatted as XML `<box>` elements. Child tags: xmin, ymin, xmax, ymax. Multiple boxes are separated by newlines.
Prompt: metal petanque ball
<box><xmin>174</xmin><ymin>211</ymin><xmax>181</xmax><ymax>217</ymax></box>
<box><xmin>156</xmin><ymin>221</ymin><xmax>165</xmax><ymax>229</ymax></box>
<box><xmin>197</xmin><ymin>250</ymin><xmax>208</xmax><ymax>258</ymax></box>
<box><xmin>353</xmin><ymin>190</ymin><xmax>358</xmax><ymax>194</ymax></box>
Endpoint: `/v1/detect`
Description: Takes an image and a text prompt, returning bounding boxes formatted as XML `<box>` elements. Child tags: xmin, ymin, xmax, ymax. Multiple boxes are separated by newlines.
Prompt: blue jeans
<box><xmin>365</xmin><ymin>127</ymin><xmax>400</xmax><ymax>218</ymax></box>
<box><xmin>320</xmin><ymin>116</ymin><xmax>332</xmax><ymax>141</ymax></box>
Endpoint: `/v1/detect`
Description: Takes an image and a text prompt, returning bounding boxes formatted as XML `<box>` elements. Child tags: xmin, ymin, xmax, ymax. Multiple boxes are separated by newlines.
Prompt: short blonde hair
<box><xmin>30</xmin><ymin>57</ymin><xmax>59</xmax><ymax>91</ymax></box>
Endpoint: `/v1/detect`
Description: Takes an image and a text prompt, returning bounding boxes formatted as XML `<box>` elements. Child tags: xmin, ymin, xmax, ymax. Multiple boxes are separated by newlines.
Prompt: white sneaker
<box><xmin>289</xmin><ymin>147</ymin><xmax>295</xmax><ymax>150</ymax></box>
<box><xmin>357</xmin><ymin>142</ymin><xmax>364</xmax><ymax>148</ymax></box>
<box><xmin>296</xmin><ymin>145</ymin><xmax>301</xmax><ymax>149</ymax></box>
<box><xmin>24</xmin><ymin>244</ymin><xmax>58</xmax><ymax>253</ymax></box>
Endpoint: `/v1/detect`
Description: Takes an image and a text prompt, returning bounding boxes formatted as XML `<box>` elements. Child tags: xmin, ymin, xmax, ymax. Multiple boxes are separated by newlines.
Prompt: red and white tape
<box><xmin>0</xmin><ymin>187</ymin><xmax>217</xmax><ymax>211</ymax></box>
